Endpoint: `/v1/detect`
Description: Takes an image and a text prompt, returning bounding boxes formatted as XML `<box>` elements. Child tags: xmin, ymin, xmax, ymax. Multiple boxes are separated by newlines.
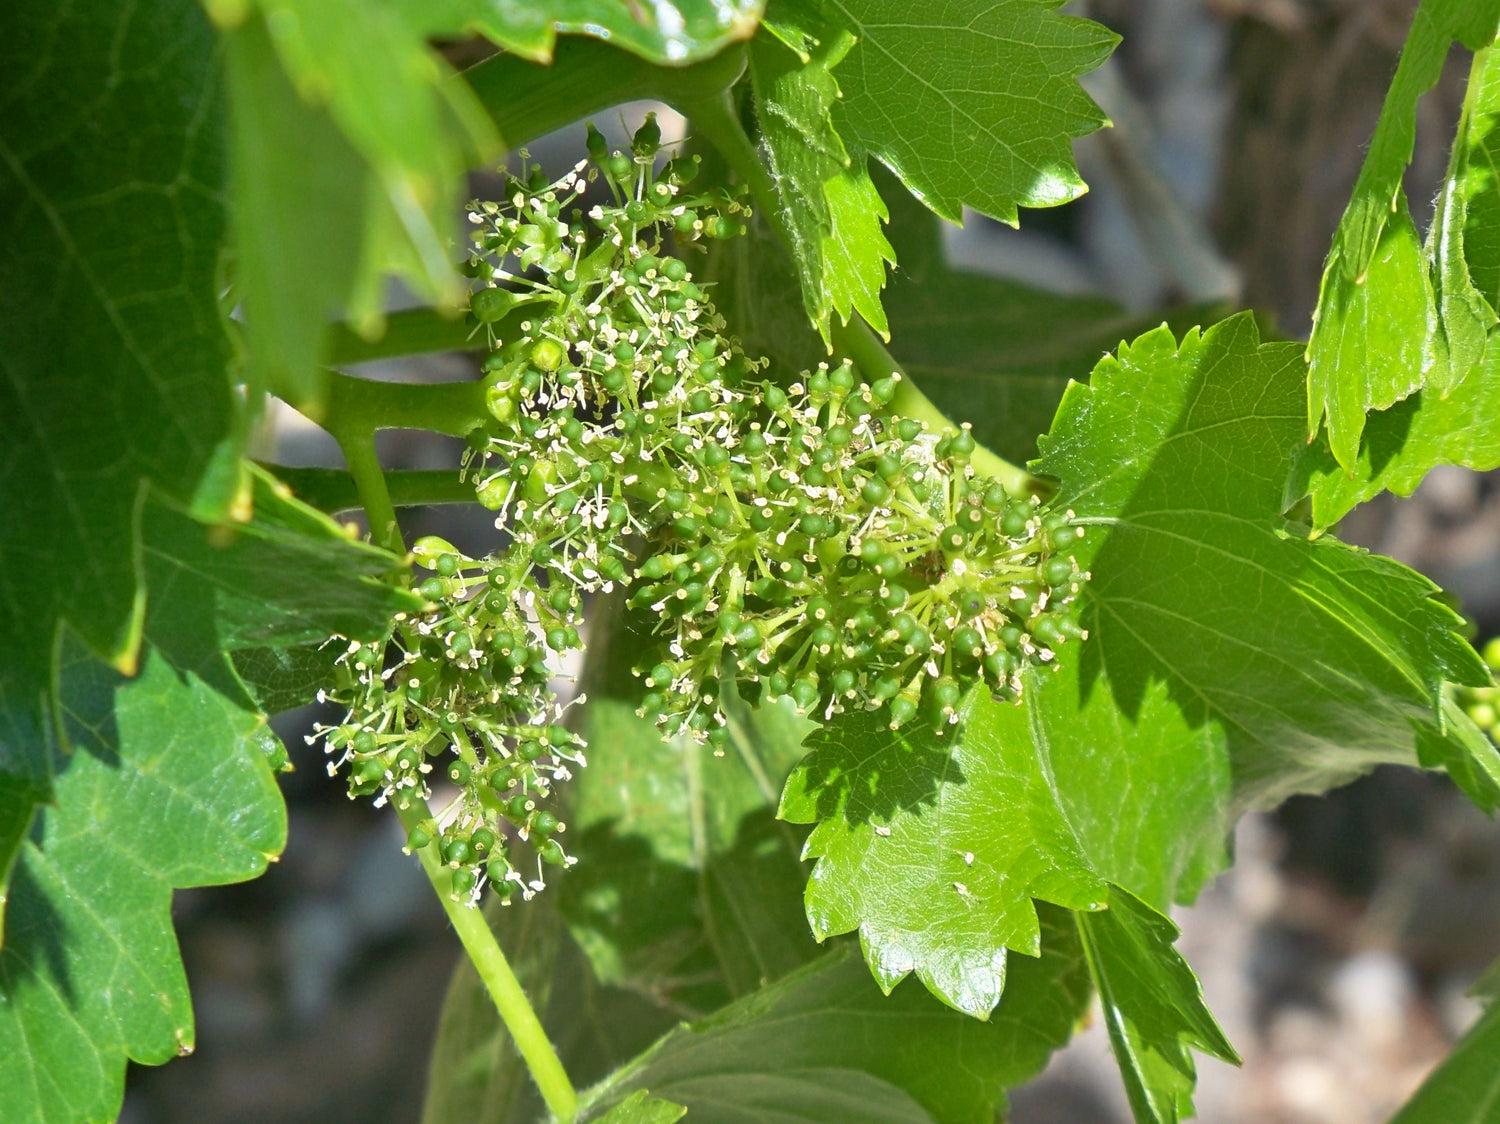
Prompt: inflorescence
<box><xmin>319</xmin><ymin>116</ymin><xmax>1089</xmax><ymax>904</ymax></box>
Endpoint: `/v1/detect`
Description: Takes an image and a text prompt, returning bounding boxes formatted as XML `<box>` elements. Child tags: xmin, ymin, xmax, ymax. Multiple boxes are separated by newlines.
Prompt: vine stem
<box><xmin>683</xmin><ymin>92</ymin><xmax>1042</xmax><ymax>494</ymax></box>
<box><xmin>291</xmin><ymin>394</ymin><xmax>579</xmax><ymax>1120</ymax></box>
<box><xmin>395</xmin><ymin>800</ymin><xmax>579</xmax><ymax>1124</ymax></box>
<box><xmin>331</xmin><ymin>428</ymin><xmax>404</xmax><ymax>554</ymax></box>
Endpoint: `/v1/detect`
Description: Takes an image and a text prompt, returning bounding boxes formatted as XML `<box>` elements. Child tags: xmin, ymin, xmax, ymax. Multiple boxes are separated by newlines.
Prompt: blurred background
<box><xmin>121</xmin><ymin>1</ymin><xmax>1500</xmax><ymax>1120</ymax></box>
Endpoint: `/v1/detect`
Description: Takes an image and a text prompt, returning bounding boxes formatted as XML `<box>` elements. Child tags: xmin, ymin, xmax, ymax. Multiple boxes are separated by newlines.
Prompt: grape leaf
<box><xmin>1292</xmin><ymin>42</ymin><xmax>1500</xmax><ymax>527</ymax></box>
<box><xmin>804</xmin><ymin>0</ymin><xmax>1117</xmax><ymax>226</ymax></box>
<box><xmin>230</xmin><ymin>643</ymin><xmax>342</xmax><ymax>717</ymax></box>
<box><xmin>222</xmin><ymin>14</ymin><xmax>367</xmax><ymax>411</ymax></box>
<box><xmin>0</xmin><ymin>644</ymin><xmax>286</xmax><ymax>1124</ymax></box>
<box><xmin>1037</xmin><ymin>315</ymin><xmax>1490</xmax><ymax>808</ymax></box>
<box><xmin>1306</xmin><ymin>0</ymin><xmax>1500</xmax><ymax>468</ymax></box>
<box><xmin>563</xmin><ymin>610</ymin><xmax>820</xmax><ymax>1009</ymax></box>
<box><xmin>1077</xmin><ymin>886</ymin><xmax>1238</xmax><ymax>1124</ymax></box>
<box><xmin>214</xmin><ymin>0</ymin><xmax>497</xmax><ymax>414</ymax></box>
<box><xmin>0</xmin><ymin>0</ymin><xmax>237</xmax><ymax>927</ymax></box>
<box><xmin>781</xmin><ymin>314</ymin><xmax>1489</xmax><ymax>1030</ymax></box>
<box><xmin>1418</xmin><ymin>696</ymin><xmax>1500</xmax><ymax>816</ymax></box>
<box><xmin>748</xmin><ymin>15</ymin><xmax>895</xmax><ymax>340</ymax></box>
<box><xmin>1389</xmin><ymin>1000</ymin><xmax>1500</xmax><ymax>1123</ymax></box>
<box><xmin>781</xmin><ymin>690</ymin><xmax>1104</xmax><ymax>1016</ymax></box>
<box><xmin>221</xmin><ymin>0</ymin><xmax>762</xmax><ymax>413</ymax></box>
<box><xmin>428</xmin><ymin>611</ymin><xmax>1090</xmax><ymax>1124</ymax></box>
<box><xmin>140</xmin><ymin>469</ymin><xmax>418</xmax><ymax>704</ymax></box>
<box><xmin>596</xmin><ymin>1091</ymin><xmax>687</xmax><ymax>1124</ymax></box>
<box><xmin>580</xmin><ymin>915</ymin><xmax>1091</xmax><ymax>1124</ymax></box>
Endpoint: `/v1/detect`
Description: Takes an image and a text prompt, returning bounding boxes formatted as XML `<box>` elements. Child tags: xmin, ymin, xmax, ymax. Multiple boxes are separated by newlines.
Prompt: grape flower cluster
<box><xmin>318</xmin><ymin>117</ymin><xmax>1089</xmax><ymax>905</ymax></box>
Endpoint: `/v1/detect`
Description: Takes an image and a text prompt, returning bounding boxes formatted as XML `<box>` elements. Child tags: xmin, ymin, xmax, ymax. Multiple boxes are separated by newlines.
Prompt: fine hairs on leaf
<box><xmin>10</xmin><ymin>2</ymin><xmax>1500</xmax><ymax>1123</ymax></box>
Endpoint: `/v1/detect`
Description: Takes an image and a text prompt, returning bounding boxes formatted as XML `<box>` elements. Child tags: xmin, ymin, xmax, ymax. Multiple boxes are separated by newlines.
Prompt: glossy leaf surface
<box><xmin>1038</xmin><ymin>315</ymin><xmax>1489</xmax><ymax>809</ymax></box>
<box><xmin>1305</xmin><ymin>0</ymin><xmax>1500</xmax><ymax>467</ymax></box>
<box><xmin>405</xmin><ymin>0</ymin><xmax>763</xmax><ymax>65</ymax></box>
<box><xmin>1294</xmin><ymin>40</ymin><xmax>1500</xmax><ymax>527</ymax></box>
<box><xmin>748</xmin><ymin>11</ymin><xmax>894</xmax><ymax>340</ymax></box>
<box><xmin>1078</xmin><ymin>886</ymin><xmax>1238</xmax><ymax>1124</ymax></box>
<box><xmin>810</xmin><ymin>0</ymin><xmax>1117</xmax><ymax>225</ymax></box>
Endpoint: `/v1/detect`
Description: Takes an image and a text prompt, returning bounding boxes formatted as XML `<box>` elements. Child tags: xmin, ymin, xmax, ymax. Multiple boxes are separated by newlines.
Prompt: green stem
<box><xmin>395</xmin><ymin>800</ymin><xmax>578</xmax><ymax>1124</ymax></box>
<box><xmin>263</xmin><ymin>465</ymin><xmax>478</xmax><ymax>513</ymax></box>
<box><xmin>684</xmin><ymin>90</ymin><xmax>1043</xmax><ymax>495</ymax></box>
<box><xmin>332</xmin><ymin>428</ymin><xmax>404</xmax><ymax>553</ymax></box>
<box><xmin>275</xmin><ymin>366</ymin><xmax>489</xmax><ymax>445</ymax></box>
<box><xmin>324</xmin><ymin>371</ymin><xmax>490</xmax><ymax>437</ymax></box>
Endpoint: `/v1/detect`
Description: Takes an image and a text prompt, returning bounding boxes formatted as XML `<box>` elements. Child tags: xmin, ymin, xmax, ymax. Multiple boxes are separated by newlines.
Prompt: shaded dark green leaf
<box><xmin>140</xmin><ymin>468</ymin><xmax>417</xmax><ymax>705</ymax></box>
<box><xmin>0</xmin><ymin>0</ymin><xmax>237</xmax><ymax>896</ymax></box>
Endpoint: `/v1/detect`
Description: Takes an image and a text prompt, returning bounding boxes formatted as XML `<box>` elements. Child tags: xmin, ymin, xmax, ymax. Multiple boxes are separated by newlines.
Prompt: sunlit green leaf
<box><xmin>403</xmin><ymin>0</ymin><xmax>763</xmax><ymax>65</ymax></box>
<box><xmin>0</xmin><ymin>645</ymin><xmax>286</xmax><ymax>1124</ymax></box>
<box><xmin>1038</xmin><ymin>316</ymin><xmax>1489</xmax><ymax>808</ymax></box>
<box><xmin>808</xmin><ymin>0</ymin><xmax>1117</xmax><ymax>225</ymax></box>
<box><xmin>779</xmin><ymin>315</ymin><xmax>1488</xmax><ymax>1071</ymax></box>
<box><xmin>1077</xmin><ymin>886</ymin><xmax>1238</xmax><ymax>1124</ymax></box>
<box><xmin>1305</xmin><ymin>0</ymin><xmax>1500</xmax><ymax>468</ymax></box>
<box><xmin>749</xmin><ymin>14</ymin><xmax>894</xmax><ymax>340</ymax></box>
<box><xmin>1295</xmin><ymin>41</ymin><xmax>1500</xmax><ymax>526</ymax></box>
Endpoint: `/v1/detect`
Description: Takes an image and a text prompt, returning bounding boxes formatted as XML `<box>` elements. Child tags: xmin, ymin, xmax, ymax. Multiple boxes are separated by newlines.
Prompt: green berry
<box><xmin>443</xmin><ymin>837</ymin><xmax>473</xmax><ymax>866</ymax></box>
<box><xmin>472</xmin><ymin>287</ymin><xmax>515</xmax><ymax>322</ymax></box>
<box><xmin>469</xmin><ymin>828</ymin><xmax>497</xmax><ymax>857</ymax></box>
<box><xmin>952</xmin><ymin>627</ymin><xmax>984</xmax><ymax>660</ymax></box>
